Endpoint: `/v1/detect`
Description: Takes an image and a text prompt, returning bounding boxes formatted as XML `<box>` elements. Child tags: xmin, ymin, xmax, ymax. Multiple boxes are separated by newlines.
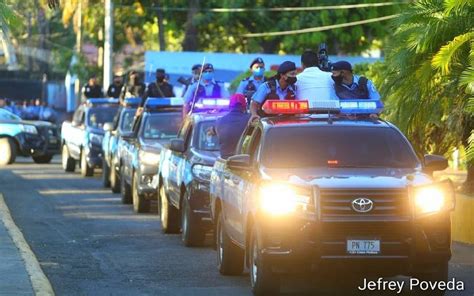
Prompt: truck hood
<box><xmin>190</xmin><ymin>148</ymin><xmax>219</xmax><ymax>165</ymax></box>
<box><xmin>141</xmin><ymin>139</ymin><xmax>171</xmax><ymax>154</ymax></box>
<box><xmin>0</xmin><ymin>119</ymin><xmax>54</xmax><ymax>127</ymax></box>
<box><xmin>261</xmin><ymin>167</ymin><xmax>433</xmax><ymax>189</ymax></box>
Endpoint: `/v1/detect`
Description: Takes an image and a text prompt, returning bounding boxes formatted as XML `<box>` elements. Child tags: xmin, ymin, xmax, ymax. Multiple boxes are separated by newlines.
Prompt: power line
<box><xmin>243</xmin><ymin>14</ymin><xmax>399</xmax><ymax>37</ymax></box>
<box><xmin>114</xmin><ymin>2</ymin><xmax>407</xmax><ymax>12</ymax></box>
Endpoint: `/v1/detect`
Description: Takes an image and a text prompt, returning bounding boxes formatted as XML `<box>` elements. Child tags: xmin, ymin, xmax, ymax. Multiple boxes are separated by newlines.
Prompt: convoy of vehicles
<box><xmin>0</xmin><ymin>108</ymin><xmax>60</xmax><ymax>165</ymax></box>
<box><xmin>38</xmin><ymin>93</ymin><xmax>454</xmax><ymax>296</ymax></box>
<box><xmin>119</xmin><ymin>98</ymin><xmax>182</xmax><ymax>213</ymax></box>
<box><xmin>61</xmin><ymin>98</ymin><xmax>119</xmax><ymax>177</ymax></box>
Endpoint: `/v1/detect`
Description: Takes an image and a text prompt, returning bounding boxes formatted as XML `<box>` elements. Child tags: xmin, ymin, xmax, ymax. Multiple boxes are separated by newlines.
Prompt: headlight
<box><xmin>414</xmin><ymin>181</ymin><xmax>455</xmax><ymax>216</ymax></box>
<box><xmin>192</xmin><ymin>164</ymin><xmax>213</xmax><ymax>181</ymax></box>
<box><xmin>89</xmin><ymin>133</ymin><xmax>104</xmax><ymax>145</ymax></box>
<box><xmin>21</xmin><ymin>125</ymin><xmax>38</xmax><ymax>135</ymax></box>
<box><xmin>139</xmin><ymin>151</ymin><xmax>160</xmax><ymax>165</ymax></box>
<box><xmin>259</xmin><ymin>183</ymin><xmax>312</xmax><ymax>215</ymax></box>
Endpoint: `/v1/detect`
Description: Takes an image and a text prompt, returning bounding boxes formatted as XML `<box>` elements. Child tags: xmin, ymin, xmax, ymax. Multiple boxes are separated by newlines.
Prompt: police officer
<box><xmin>331</xmin><ymin>61</ymin><xmax>380</xmax><ymax>100</ymax></box>
<box><xmin>215</xmin><ymin>94</ymin><xmax>250</xmax><ymax>159</ymax></box>
<box><xmin>106</xmin><ymin>75</ymin><xmax>124</xmax><ymax>98</ymax></box>
<box><xmin>250</xmin><ymin>61</ymin><xmax>297</xmax><ymax>119</ymax></box>
<box><xmin>83</xmin><ymin>75</ymin><xmax>104</xmax><ymax>99</ymax></box>
<box><xmin>236</xmin><ymin>57</ymin><xmax>266</xmax><ymax>106</ymax></box>
<box><xmin>142</xmin><ymin>69</ymin><xmax>175</xmax><ymax>105</ymax></box>
<box><xmin>121</xmin><ymin>70</ymin><xmax>146</xmax><ymax>101</ymax></box>
<box><xmin>183</xmin><ymin>63</ymin><xmax>228</xmax><ymax>114</ymax></box>
<box><xmin>179</xmin><ymin>64</ymin><xmax>202</xmax><ymax>97</ymax></box>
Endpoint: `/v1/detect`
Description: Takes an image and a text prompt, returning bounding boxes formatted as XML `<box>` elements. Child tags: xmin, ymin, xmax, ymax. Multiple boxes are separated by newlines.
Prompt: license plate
<box><xmin>347</xmin><ymin>239</ymin><xmax>380</xmax><ymax>254</ymax></box>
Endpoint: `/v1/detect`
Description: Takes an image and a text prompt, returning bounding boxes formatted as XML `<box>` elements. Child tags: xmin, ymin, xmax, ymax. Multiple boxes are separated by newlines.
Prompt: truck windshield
<box><xmin>197</xmin><ymin>121</ymin><xmax>219</xmax><ymax>151</ymax></box>
<box><xmin>120</xmin><ymin>109</ymin><xmax>136</xmax><ymax>132</ymax></box>
<box><xmin>142</xmin><ymin>113</ymin><xmax>182</xmax><ymax>140</ymax></box>
<box><xmin>87</xmin><ymin>106</ymin><xmax>119</xmax><ymax>128</ymax></box>
<box><xmin>262</xmin><ymin>126</ymin><xmax>419</xmax><ymax>169</ymax></box>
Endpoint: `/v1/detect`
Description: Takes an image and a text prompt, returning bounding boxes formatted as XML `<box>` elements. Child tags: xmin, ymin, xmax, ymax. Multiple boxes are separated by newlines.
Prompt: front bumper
<box><xmin>256</xmin><ymin>211</ymin><xmax>451</xmax><ymax>277</ymax></box>
<box><xmin>86</xmin><ymin>144</ymin><xmax>103</xmax><ymax>168</ymax></box>
<box><xmin>137</xmin><ymin>164</ymin><xmax>159</xmax><ymax>198</ymax></box>
<box><xmin>15</xmin><ymin>131</ymin><xmax>60</xmax><ymax>157</ymax></box>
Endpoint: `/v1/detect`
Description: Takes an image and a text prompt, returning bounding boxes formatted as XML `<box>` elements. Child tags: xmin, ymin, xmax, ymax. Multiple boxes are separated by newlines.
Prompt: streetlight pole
<box><xmin>104</xmin><ymin>0</ymin><xmax>114</xmax><ymax>93</ymax></box>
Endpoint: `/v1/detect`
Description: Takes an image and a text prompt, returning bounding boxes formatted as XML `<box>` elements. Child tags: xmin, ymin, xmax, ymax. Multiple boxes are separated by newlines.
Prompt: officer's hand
<box><xmin>249</xmin><ymin>114</ymin><xmax>260</xmax><ymax>123</ymax></box>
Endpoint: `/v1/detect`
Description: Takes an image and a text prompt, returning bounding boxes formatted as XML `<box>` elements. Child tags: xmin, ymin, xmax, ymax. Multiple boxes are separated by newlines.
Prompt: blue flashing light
<box><xmin>86</xmin><ymin>98</ymin><xmax>119</xmax><ymax>106</ymax></box>
<box><xmin>192</xmin><ymin>98</ymin><xmax>230</xmax><ymax>112</ymax></box>
<box><xmin>123</xmin><ymin>97</ymin><xmax>141</xmax><ymax>107</ymax></box>
<box><xmin>339</xmin><ymin>99</ymin><xmax>384</xmax><ymax>115</ymax></box>
<box><xmin>145</xmin><ymin>97</ymin><xmax>184</xmax><ymax>111</ymax></box>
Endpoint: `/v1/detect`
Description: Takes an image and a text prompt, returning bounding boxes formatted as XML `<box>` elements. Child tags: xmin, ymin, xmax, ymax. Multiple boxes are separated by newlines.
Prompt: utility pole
<box><xmin>74</xmin><ymin>0</ymin><xmax>83</xmax><ymax>105</ymax></box>
<box><xmin>103</xmin><ymin>0</ymin><xmax>114</xmax><ymax>91</ymax></box>
<box><xmin>157</xmin><ymin>6</ymin><xmax>165</xmax><ymax>51</ymax></box>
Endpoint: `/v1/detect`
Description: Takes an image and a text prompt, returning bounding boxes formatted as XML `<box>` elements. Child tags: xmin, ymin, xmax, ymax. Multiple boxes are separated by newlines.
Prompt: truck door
<box><xmin>69</xmin><ymin>106</ymin><xmax>85</xmax><ymax>159</ymax></box>
<box><xmin>168</xmin><ymin>120</ymin><xmax>192</xmax><ymax>206</ymax></box>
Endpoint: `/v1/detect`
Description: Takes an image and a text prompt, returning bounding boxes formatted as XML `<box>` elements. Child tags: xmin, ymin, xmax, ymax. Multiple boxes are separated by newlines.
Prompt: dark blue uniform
<box><xmin>215</xmin><ymin>109</ymin><xmax>250</xmax><ymax>159</ymax></box>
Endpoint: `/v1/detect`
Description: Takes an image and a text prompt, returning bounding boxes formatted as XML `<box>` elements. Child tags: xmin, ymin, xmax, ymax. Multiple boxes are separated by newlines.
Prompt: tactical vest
<box><xmin>197</xmin><ymin>82</ymin><xmax>221</xmax><ymax>98</ymax></box>
<box><xmin>242</xmin><ymin>77</ymin><xmax>266</xmax><ymax>105</ymax></box>
<box><xmin>264</xmin><ymin>79</ymin><xmax>296</xmax><ymax>102</ymax></box>
<box><xmin>335</xmin><ymin>76</ymin><xmax>369</xmax><ymax>99</ymax></box>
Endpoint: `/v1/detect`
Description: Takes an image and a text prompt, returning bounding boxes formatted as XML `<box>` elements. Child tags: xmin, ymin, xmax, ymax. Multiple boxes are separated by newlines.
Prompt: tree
<box><xmin>381</xmin><ymin>0</ymin><xmax>474</xmax><ymax>193</ymax></box>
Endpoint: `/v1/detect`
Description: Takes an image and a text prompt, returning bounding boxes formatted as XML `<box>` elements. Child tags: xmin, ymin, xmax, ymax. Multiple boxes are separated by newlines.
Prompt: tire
<box><xmin>216</xmin><ymin>210</ymin><xmax>244</xmax><ymax>275</ymax></box>
<box><xmin>120</xmin><ymin>166</ymin><xmax>132</xmax><ymax>204</ymax></box>
<box><xmin>133</xmin><ymin>172</ymin><xmax>150</xmax><ymax>213</ymax></box>
<box><xmin>250</xmin><ymin>224</ymin><xmax>280</xmax><ymax>296</ymax></box>
<box><xmin>0</xmin><ymin>138</ymin><xmax>16</xmax><ymax>165</ymax></box>
<box><xmin>32</xmin><ymin>155</ymin><xmax>53</xmax><ymax>164</ymax></box>
<box><xmin>412</xmin><ymin>261</ymin><xmax>449</xmax><ymax>296</ymax></box>
<box><xmin>102</xmin><ymin>159</ymin><xmax>111</xmax><ymax>187</ymax></box>
<box><xmin>61</xmin><ymin>144</ymin><xmax>75</xmax><ymax>172</ymax></box>
<box><xmin>159</xmin><ymin>185</ymin><xmax>180</xmax><ymax>233</ymax></box>
<box><xmin>80</xmin><ymin>149</ymin><xmax>94</xmax><ymax>177</ymax></box>
<box><xmin>110</xmin><ymin>161</ymin><xmax>121</xmax><ymax>193</ymax></box>
<box><xmin>181</xmin><ymin>191</ymin><xmax>206</xmax><ymax>247</ymax></box>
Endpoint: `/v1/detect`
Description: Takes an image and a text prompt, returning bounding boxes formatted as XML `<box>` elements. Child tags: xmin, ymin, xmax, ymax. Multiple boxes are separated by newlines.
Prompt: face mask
<box><xmin>202</xmin><ymin>72</ymin><xmax>214</xmax><ymax>81</ymax></box>
<box><xmin>253</xmin><ymin>67</ymin><xmax>264</xmax><ymax>77</ymax></box>
<box><xmin>331</xmin><ymin>75</ymin><xmax>343</xmax><ymax>84</ymax></box>
<box><xmin>286</xmin><ymin>76</ymin><xmax>297</xmax><ymax>85</ymax></box>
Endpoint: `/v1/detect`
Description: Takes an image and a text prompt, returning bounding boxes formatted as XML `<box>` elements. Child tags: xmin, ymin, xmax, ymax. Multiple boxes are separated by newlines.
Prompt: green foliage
<box><xmin>228</xmin><ymin>69</ymin><xmax>276</xmax><ymax>93</ymax></box>
<box><xmin>379</xmin><ymin>0</ymin><xmax>474</xmax><ymax>165</ymax></box>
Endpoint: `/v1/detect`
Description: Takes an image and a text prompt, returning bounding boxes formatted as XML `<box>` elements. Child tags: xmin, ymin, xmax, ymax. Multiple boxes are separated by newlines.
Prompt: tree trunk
<box><xmin>182</xmin><ymin>0</ymin><xmax>199</xmax><ymax>51</ymax></box>
<box><xmin>261</xmin><ymin>39</ymin><xmax>280</xmax><ymax>54</ymax></box>
<box><xmin>461</xmin><ymin>115</ymin><xmax>474</xmax><ymax>194</ymax></box>
<box><xmin>35</xmin><ymin>0</ymin><xmax>49</xmax><ymax>74</ymax></box>
<box><xmin>157</xmin><ymin>6</ymin><xmax>166</xmax><ymax>51</ymax></box>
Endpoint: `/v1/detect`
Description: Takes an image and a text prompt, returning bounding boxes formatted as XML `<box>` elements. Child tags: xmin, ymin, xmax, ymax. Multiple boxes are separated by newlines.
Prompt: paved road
<box><xmin>0</xmin><ymin>157</ymin><xmax>473</xmax><ymax>296</ymax></box>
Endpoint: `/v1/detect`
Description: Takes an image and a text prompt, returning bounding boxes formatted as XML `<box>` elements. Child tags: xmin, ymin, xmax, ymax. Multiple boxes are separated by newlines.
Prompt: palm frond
<box><xmin>432</xmin><ymin>32</ymin><xmax>473</xmax><ymax>75</ymax></box>
<box><xmin>444</xmin><ymin>0</ymin><xmax>474</xmax><ymax>14</ymax></box>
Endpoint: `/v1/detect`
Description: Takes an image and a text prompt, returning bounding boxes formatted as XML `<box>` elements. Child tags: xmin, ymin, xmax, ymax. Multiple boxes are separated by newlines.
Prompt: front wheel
<box><xmin>159</xmin><ymin>185</ymin><xmax>180</xmax><ymax>233</ymax></box>
<box><xmin>216</xmin><ymin>210</ymin><xmax>244</xmax><ymax>275</ymax></box>
<box><xmin>0</xmin><ymin>137</ymin><xmax>16</xmax><ymax>165</ymax></box>
<box><xmin>62</xmin><ymin>144</ymin><xmax>75</xmax><ymax>172</ymax></box>
<box><xmin>80</xmin><ymin>149</ymin><xmax>94</xmax><ymax>177</ymax></box>
<box><xmin>250</xmin><ymin>224</ymin><xmax>280</xmax><ymax>296</ymax></box>
<box><xmin>120</xmin><ymin>166</ymin><xmax>132</xmax><ymax>204</ymax></box>
<box><xmin>132</xmin><ymin>172</ymin><xmax>150</xmax><ymax>213</ymax></box>
<box><xmin>181</xmin><ymin>191</ymin><xmax>205</xmax><ymax>247</ymax></box>
<box><xmin>102</xmin><ymin>159</ymin><xmax>111</xmax><ymax>187</ymax></box>
<box><xmin>110</xmin><ymin>161</ymin><xmax>121</xmax><ymax>193</ymax></box>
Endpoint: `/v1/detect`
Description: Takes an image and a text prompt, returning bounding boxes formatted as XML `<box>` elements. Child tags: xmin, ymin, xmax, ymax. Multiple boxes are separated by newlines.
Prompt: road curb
<box><xmin>0</xmin><ymin>194</ymin><xmax>55</xmax><ymax>296</ymax></box>
<box><xmin>452</xmin><ymin>194</ymin><xmax>474</xmax><ymax>245</ymax></box>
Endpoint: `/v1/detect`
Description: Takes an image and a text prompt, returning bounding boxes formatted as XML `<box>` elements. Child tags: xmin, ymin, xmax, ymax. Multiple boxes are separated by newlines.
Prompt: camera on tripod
<box><xmin>318</xmin><ymin>43</ymin><xmax>332</xmax><ymax>72</ymax></box>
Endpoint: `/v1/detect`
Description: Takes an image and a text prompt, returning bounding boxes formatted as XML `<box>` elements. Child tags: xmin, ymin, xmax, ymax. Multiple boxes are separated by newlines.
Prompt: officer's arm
<box><xmin>183</xmin><ymin>83</ymin><xmax>196</xmax><ymax>105</ymax></box>
<box><xmin>235</xmin><ymin>81</ymin><xmax>245</xmax><ymax>95</ymax></box>
<box><xmin>249</xmin><ymin>83</ymin><xmax>267</xmax><ymax>118</ymax></box>
<box><xmin>250</xmin><ymin>101</ymin><xmax>260</xmax><ymax>118</ymax></box>
<box><xmin>367</xmin><ymin>80</ymin><xmax>381</xmax><ymax>100</ymax></box>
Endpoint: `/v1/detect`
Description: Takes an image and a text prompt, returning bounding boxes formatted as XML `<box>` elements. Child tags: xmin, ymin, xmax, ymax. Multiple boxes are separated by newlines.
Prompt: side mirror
<box><xmin>227</xmin><ymin>154</ymin><xmax>251</xmax><ymax>171</ymax></box>
<box><xmin>170</xmin><ymin>138</ymin><xmax>185</xmax><ymax>153</ymax></box>
<box><xmin>424</xmin><ymin>154</ymin><xmax>448</xmax><ymax>173</ymax></box>
<box><xmin>103</xmin><ymin>122</ymin><xmax>114</xmax><ymax>132</ymax></box>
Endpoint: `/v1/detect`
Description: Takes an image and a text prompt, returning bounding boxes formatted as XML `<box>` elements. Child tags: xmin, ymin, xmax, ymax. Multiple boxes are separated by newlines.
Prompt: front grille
<box><xmin>319</xmin><ymin>188</ymin><xmax>410</xmax><ymax>221</ymax></box>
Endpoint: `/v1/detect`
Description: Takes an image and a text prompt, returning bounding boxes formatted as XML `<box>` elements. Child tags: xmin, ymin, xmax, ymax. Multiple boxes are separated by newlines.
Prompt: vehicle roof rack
<box><xmin>122</xmin><ymin>97</ymin><xmax>141</xmax><ymax>107</ymax></box>
<box><xmin>144</xmin><ymin>97</ymin><xmax>184</xmax><ymax>112</ymax></box>
<box><xmin>86</xmin><ymin>98</ymin><xmax>119</xmax><ymax>106</ymax></box>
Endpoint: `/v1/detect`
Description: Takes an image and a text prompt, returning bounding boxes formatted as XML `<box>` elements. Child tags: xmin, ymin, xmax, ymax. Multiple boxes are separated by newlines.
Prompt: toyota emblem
<box><xmin>351</xmin><ymin>198</ymin><xmax>374</xmax><ymax>213</ymax></box>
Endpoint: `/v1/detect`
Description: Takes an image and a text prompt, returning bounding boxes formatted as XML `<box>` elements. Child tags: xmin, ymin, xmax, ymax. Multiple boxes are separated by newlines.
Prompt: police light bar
<box><xmin>308</xmin><ymin>100</ymin><xmax>340</xmax><ymax>112</ymax></box>
<box><xmin>193</xmin><ymin>98</ymin><xmax>230</xmax><ymax>111</ymax></box>
<box><xmin>261</xmin><ymin>100</ymin><xmax>309</xmax><ymax>115</ymax></box>
<box><xmin>86</xmin><ymin>98</ymin><xmax>119</xmax><ymax>106</ymax></box>
<box><xmin>339</xmin><ymin>99</ymin><xmax>384</xmax><ymax>115</ymax></box>
<box><xmin>123</xmin><ymin>97</ymin><xmax>141</xmax><ymax>107</ymax></box>
<box><xmin>145</xmin><ymin>97</ymin><xmax>184</xmax><ymax>111</ymax></box>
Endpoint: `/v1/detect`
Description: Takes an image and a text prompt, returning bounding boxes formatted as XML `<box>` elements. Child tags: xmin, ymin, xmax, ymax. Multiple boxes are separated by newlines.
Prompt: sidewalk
<box><xmin>0</xmin><ymin>194</ymin><xmax>54</xmax><ymax>296</ymax></box>
<box><xmin>0</xmin><ymin>215</ymin><xmax>34</xmax><ymax>295</ymax></box>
